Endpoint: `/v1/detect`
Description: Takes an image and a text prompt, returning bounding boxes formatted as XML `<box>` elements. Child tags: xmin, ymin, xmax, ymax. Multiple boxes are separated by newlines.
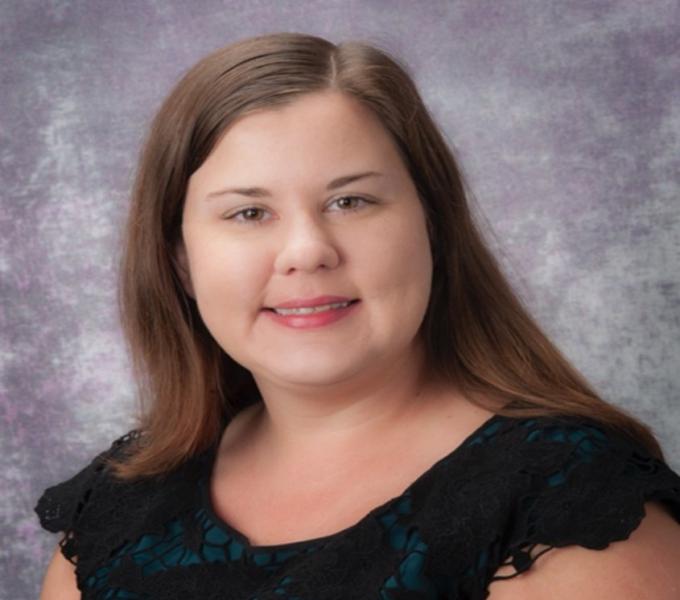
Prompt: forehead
<box><xmin>199</xmin><ymin>92</ymin><xmax>403</xmax><ymax>175</ymax></box>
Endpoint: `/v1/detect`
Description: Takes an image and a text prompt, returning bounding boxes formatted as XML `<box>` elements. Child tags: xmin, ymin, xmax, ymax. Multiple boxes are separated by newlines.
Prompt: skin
<box><xmin>39</xmin><ymin>547</ymin><xmax>79</xmax><ymax>599</ymax></box>
<box><xmin>175</xmin><ymin>89</ymin><xmax>473</xmax><ymax>469</ymax></box>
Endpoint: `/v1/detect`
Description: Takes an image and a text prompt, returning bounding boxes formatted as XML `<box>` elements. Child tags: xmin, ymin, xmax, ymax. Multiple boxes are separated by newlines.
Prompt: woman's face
<box><xmin>178</xmin><ymin>91</ymin><xmax>433</xmax><ymax>391</ymax></box>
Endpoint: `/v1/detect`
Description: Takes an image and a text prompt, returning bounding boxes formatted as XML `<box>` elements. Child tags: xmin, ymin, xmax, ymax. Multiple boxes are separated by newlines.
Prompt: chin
<box><xmin>263</xmin><ymin>360</ymin><xmax>367</xmax><ymax>387</ymax></box>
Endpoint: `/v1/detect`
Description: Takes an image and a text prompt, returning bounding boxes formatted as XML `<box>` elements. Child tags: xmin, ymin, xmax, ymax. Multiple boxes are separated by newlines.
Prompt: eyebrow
<box><xmin>204</xmin><ymin>171</ymin><xmax>384</xmax><ymax>200</ymax></box>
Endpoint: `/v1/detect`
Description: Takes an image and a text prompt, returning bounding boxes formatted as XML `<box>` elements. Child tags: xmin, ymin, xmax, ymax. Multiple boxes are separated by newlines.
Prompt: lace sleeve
<box><xmin>34</xmin><ymin>430</ymin><xmax>141</xmax><ymax>564</ymax></box>
<box><xmin>489</xmin><ymin>418</ymin><xmax>680</xmax><ymax>583</ymax></box>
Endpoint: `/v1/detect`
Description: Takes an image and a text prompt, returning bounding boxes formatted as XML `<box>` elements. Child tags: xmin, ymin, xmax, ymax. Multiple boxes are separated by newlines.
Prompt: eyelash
<box><xmin>223</xmin><ymin>196</ymin><xmax>374</xmax><ymax>225</ymax></box>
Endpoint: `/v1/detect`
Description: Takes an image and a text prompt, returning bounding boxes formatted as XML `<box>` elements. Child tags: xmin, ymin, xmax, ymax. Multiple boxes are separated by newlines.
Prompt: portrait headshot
<box><xmin>2</xmin><ymin>2</ymin><xmax>679</xmax><ymax>599</ymax></box>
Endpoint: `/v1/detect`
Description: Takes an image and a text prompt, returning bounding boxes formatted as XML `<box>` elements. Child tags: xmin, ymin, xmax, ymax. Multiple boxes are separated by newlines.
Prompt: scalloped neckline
<box><xmin>198</xmin><ymin>412</ymin><xmax>509</xmax><ymax>553</ymax></box>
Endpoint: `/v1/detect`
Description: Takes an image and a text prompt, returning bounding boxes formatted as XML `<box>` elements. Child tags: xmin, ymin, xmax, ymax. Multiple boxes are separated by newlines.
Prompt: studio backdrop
<box><xmin>1</xmin><ymin>1</ymin><xmax>678</xmax><ymax>598</ymax></box>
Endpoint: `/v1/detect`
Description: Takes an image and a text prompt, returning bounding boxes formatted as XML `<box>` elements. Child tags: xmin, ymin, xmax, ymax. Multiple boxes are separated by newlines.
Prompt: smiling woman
<box><xmin>174</xmin><ymin>90</ymin><xmax>433</xmax><ymax>393</ymax></box>
<box><xmin>34</xmin><ymin>32</ymin><xmax>680</xmax><ymax>600</ymax></box>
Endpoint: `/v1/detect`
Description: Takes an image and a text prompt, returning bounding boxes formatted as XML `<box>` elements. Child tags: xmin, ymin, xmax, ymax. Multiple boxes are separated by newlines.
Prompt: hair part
<box><xmin>113</xmin><ymin>32</ymin><xmax>662</xmax><ymax>478</ymax></box>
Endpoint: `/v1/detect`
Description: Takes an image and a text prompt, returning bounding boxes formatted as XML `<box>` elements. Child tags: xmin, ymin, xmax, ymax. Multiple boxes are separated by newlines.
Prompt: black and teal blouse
<box><xmin>35</xmin><ymin>413</ymin><xmax>680</xmax><ymax>599</ymax></box>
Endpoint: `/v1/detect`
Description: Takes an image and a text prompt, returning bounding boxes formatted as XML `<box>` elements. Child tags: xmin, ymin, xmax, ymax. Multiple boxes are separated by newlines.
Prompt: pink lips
<box><xmin>263</xmin><ymin>298</ymin><xmax>360</xmax><ymax>329</ymax></box>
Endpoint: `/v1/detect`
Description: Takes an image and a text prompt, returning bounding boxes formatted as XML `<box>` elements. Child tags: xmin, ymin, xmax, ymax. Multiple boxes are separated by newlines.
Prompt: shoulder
<box><xmin>480</xmin><ymin>415</ymin><xmax>680</xmax><ymax>599</ymax></box>
<box><xmin>35</xmin><ymin>430</ymin><xmax>143</xmax><ymax>537</ymax></box>
<box><xmin>487</xmin><ymin>500</ymin><xmax>680</xmax><ymax>599</ymax></box>
<box><xmin>35</xmin><ymin>428</ymin><xmax>212</xmax><ymax>589</ymax></box>
<box><xmin>35</xmin><ymin>430</ymin><xmax>143</xmax><ymax>551</ymax></box>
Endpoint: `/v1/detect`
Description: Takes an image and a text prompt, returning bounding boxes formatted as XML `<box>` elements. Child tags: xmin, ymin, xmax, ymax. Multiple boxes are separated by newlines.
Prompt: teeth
<box><xmin>273</xmin><ymin>301</ymin><xmax>351</xmax><ymax>315</ymax></box>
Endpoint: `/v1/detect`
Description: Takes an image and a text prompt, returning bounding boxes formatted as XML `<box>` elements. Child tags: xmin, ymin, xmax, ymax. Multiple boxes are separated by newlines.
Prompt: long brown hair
<box><xmin>113</xmin><ymin>32</ymin><xmax>663</xmax><ymax>478</ymax></box>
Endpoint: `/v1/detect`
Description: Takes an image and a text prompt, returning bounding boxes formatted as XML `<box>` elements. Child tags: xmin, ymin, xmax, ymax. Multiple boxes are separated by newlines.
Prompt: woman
<box><xmin>36</xmin><ymin>32</ymin><xmax>680</xmax><ymax>599</ymax></box>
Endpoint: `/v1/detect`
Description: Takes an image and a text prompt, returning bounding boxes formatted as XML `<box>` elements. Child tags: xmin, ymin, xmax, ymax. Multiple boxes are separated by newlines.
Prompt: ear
<box><xmin>172</xmin><ymin>239</ymin><xmax>195</xmax><ymax>299</ymax></box>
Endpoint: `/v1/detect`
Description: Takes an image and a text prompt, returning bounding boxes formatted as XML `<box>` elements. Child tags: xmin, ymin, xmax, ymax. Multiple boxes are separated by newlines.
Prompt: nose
<box><xmin>273</xmin><ymin>212</ymin><xmax>341</xmax><ymax>275</ymax></box>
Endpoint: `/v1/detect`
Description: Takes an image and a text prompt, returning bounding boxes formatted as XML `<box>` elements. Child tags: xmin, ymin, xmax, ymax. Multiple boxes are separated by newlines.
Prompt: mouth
<box><xmin>264</xmin><ymin>299</ymin><xmax>360</xmax><ymax>315</ymax></box>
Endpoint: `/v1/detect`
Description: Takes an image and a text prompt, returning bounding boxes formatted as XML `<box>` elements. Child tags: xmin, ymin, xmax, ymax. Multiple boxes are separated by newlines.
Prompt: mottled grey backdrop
<box><xmin>2</xmin><ymin>0</ymin><xmax>679</xmax><ymax>597</ymax></box>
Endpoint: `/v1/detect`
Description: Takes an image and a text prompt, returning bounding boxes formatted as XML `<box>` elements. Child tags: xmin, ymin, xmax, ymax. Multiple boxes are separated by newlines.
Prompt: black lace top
<box><xmin>35</xmin><ymin>413</ymin><xmax>680</xmax><ymax>599</ymax></box>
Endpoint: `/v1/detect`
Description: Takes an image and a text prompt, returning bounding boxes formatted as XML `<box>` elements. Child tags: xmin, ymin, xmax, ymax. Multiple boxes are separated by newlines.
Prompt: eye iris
<box><xmin>245</xmin><ymin>208</ymin><xmax>261</xmax><ymax>220</ymax></box>
<box><xmin>339</xmin><ymin>197</ymin><xmax>357</xmax><ymax>209</ymax></box>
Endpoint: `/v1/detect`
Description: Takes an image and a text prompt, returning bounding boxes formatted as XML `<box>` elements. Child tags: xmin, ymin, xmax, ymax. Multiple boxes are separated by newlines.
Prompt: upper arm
<box><xmin>39</xmin><ymin>545</ymin><xmax>79</xmax><ymax>600</ymax></box>
<box><xmin>487</xmin><ymin>501</ymin><xmax>680</xmax><ymax>600</ymax></box>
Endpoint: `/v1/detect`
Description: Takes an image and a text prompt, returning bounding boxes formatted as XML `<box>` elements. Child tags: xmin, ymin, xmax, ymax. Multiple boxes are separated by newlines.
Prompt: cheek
<box><xmin>357</xmin><ymin>213</ymin><xmax>433</xmax><ymax>316</ymax></box>
<box><xmin>188</xmin><ymin>239</ymin><xmax>270</xmax><ymax>315</ymax></box>
<box><xmin>382</xmin><ymin>235</ymin><xmax>432</xmax><ymax>300</ymax></box>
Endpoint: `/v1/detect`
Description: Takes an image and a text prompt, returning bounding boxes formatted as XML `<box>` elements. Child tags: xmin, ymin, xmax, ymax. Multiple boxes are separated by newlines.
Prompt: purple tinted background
<box><xmin>2</xmin><ymin>1</ymin><xmax>679</xmax><ymax>596</ymax></box>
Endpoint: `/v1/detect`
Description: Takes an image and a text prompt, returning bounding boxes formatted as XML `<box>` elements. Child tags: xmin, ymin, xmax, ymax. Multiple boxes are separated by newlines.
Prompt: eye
<box><xmin>328</xmin><ymin>195</ymin><xmax>373</xmax><ymax>213</ymax></box>
<box><xmin>222</xmin><ymin>195</ymin><xmax>373</xmax><ymax>225</ymax></box>
<box><xmin>223</xmin><ymin>206</ymin><xmax>270</xmax><ymax>225</ymax></box>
